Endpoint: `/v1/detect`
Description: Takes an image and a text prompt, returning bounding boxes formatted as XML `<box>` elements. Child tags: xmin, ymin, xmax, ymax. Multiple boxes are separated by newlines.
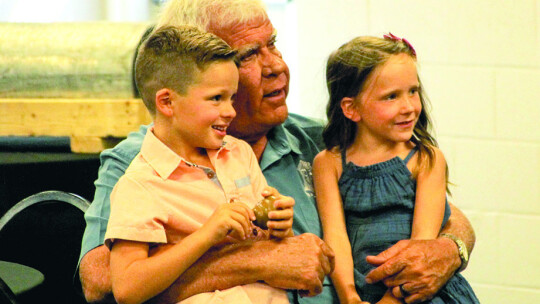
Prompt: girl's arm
<box><xmin>411</xmin><ymin>147</ymin><xmax>448</xmax><ymax>240</ymax></box>
<box><xmin>313</xmin><ymin>151</ymin><xmax>365</xmax><ymax>304</ymax></box>
<box><xmin>110</xmin><ymin>202</ymin><xmax>254</xmax><ymax>304</ymax></box>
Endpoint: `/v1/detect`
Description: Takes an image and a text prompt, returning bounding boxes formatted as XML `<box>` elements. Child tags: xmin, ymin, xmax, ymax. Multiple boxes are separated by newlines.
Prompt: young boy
<box><xmin>104</xmin><ymin>25</ymin><xmax>293</xmax><ymax>304</ymax></box>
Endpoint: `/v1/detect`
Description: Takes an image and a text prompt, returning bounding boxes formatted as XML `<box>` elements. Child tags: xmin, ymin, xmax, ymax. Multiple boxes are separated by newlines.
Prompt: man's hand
<box><xmin>262</xmin><ymin>233</ymin><xmax>335</xmax><ymax>297</ymax></box>
<box><xmin>365</xmin><ymin>238</ymin><xmax>460</xmax><ymax>304</ymax></box>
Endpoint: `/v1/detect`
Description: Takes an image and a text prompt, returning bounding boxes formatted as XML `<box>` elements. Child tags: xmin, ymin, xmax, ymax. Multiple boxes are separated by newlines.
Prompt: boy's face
<box><xmin>169</xmin><ymin>60</ymin><xmax>239</xmax><ymax>154</ymax></box>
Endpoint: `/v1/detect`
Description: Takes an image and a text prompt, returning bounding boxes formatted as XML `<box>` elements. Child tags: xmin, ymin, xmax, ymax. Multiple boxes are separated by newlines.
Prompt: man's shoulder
<box><xmin>101</xmin><ymin>124</ymin><xmax>149</xmax><ymax>164</ymax></box>
<box><xmin>282</xmin><ymin>113</ymin><xmax>325</xmax><ymax>150</ymax></box>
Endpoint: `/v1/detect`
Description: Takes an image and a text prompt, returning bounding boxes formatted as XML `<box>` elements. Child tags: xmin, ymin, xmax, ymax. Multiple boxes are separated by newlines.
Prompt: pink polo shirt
<box><xmin>105</xmin><ymin>129</ymin><xmax>289</xmax><ymax>304</ymax></box>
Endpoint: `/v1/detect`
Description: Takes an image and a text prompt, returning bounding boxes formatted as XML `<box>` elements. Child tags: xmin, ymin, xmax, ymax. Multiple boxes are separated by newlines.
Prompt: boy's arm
<box><xmin>410</xmin><ymin>148</ymin><xmax>447</xmax><ymax>240</ymax></box>
<box><xmin>313</xmin><ymin>151</ymin><xmax>363</xmax><ymax>304</ymax></box>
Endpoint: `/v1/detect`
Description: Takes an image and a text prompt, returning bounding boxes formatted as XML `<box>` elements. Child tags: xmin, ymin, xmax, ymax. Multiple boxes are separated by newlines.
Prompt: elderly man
<box><xmin>79</xmin><ymin>1</ymin><xmax>475</xmax><ymax>303</ymax></box>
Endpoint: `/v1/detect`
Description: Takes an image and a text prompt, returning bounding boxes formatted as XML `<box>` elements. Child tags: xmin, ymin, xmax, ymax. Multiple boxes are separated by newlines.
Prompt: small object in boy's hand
<box><xmin>252</xmin><ymin>195</ymin><xmax>277</xmax><ymax>230</ymax></box>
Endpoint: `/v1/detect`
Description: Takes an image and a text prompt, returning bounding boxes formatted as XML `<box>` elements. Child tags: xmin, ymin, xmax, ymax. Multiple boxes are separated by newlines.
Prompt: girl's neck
<box><xmin>347</xmin><ymin>137</ymin><xmax>414</xmax><ymax>166</ymax></box>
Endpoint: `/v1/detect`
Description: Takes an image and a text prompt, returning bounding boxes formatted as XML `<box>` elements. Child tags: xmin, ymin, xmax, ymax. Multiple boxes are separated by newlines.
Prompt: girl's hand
<box><xmin>202</xmin><ymin>201</ymin><xmax>255</xmax><ymax>244</ymax></box>
<box><xmin>262</xmin><ymin>187</ymin><xmax>295</xmax><ymax>239</ymax></box>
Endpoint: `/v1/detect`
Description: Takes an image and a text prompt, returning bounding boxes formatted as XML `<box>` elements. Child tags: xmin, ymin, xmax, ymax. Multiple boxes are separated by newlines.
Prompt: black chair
<box><xmin>0</xmin><ymin>191</ymin><xmax>90</xmax><ymax>304</ymax></box>
<box><xmin>0</xmin><ymin>276</ymin><xmax>18</xmax><ymax>304</ymax></box>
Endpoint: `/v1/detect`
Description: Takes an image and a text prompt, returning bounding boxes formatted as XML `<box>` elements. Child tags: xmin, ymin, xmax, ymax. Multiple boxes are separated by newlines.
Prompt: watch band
<box><xmin>440</xmin><ymin>233</ymin><xmax>469</xmax><ymax>272</ymax></box>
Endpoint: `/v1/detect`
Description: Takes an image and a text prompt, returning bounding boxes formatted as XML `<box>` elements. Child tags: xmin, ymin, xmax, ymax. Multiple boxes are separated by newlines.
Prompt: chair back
<box><xmin>0</xmin><ymin>191</ymin><xmax>90</xmax><ymax>304</ymax></box>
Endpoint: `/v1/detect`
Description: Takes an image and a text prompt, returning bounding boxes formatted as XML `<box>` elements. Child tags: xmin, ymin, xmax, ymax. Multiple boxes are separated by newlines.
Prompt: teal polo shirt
<box><xmin>261</xmin><ymin>114</ymin><xmax>337</xmax><ymax>304</ymax></box>
<box><xmin>261</xmin><ymin>113</ymin><xmax>324</xmax><ymax>237</ymax></box>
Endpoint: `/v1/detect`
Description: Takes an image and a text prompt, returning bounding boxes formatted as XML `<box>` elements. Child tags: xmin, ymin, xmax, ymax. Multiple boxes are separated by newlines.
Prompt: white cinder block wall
<box><xmin>284</xmin><ymin>0</ymin><xmax>540</xmax><ymax>303</ymax></box>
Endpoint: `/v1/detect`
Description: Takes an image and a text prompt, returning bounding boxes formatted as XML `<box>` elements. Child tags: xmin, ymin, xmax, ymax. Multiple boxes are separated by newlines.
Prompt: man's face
<box><xmin>212</xmin><ymin>18</ymin><xmax>290</xmax><ymax>142</ymax></box>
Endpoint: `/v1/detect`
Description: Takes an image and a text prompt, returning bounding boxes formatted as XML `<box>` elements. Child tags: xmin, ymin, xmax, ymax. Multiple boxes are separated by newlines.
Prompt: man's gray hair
<box><xmin>156</xmin><ymin>0</ymin><xmax>268</xmax><ymax>32</ymax></box>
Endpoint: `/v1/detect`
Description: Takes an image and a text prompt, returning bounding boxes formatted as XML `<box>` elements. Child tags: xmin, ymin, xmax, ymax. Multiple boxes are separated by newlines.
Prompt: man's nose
<box><xmin>261</xmin><ymin>49</ymin><xmax>287</xmax><ymax>77</ymax></box>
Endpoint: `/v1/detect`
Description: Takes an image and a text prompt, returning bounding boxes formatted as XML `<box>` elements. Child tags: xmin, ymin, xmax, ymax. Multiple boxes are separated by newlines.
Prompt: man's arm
<box><xmin>364</xmin><ymin>202</ymin><xmax>475</xmax><ymax>304</ymax></box>
<box><xmin>79</xmin><ymin>246</ymin><xmax>115</xmax><ymax>303</ymax></box>
<box><xmin>80</xmin><ymin>233</ymin><xmax>334</xmax><ymax>303</ymax></box>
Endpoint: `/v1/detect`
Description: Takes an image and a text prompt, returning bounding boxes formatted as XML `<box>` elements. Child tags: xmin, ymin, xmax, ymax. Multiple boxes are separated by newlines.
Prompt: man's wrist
<box><xmin>440</xmin><ymin>233</ymin><xmax>469</xmax><ymax>272</ymax></box>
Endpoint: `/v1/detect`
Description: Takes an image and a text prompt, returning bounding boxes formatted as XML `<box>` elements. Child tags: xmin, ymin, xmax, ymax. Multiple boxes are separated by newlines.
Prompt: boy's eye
<box><xmin>385</xmin><ymin>93</ymin><xmax>397</xmax><ymax>100</ymax></box>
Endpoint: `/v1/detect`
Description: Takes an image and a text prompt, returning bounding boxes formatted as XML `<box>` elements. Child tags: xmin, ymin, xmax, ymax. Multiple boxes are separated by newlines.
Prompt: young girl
<box><xmin>313</xmin><ymin>34</ymin><xmax>479</xmax><ymax>304</ymax></box>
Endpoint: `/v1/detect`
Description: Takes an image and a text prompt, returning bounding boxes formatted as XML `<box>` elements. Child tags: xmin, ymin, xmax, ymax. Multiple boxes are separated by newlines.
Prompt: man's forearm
<box><xmin>79</xmin><ymin>246</ymin><xmax>116</xmax><ymax>303</ymax></box>
<box><xmin>440</xmin><ymin>202</ymin><xmax>476</xmax><ymax>255</ymax></box>
<box><xmin>155</xmin><ymin>233</ymin><xmax>333</xmax><ymax>302</ymax></box>
<box><xmin>81</xmin><ymin>234</ymin><xmax>332</xmax><ymax>303</ymax></box>
<box><xmin>153</xmin><ymin>241</ymin><xmax>268</xmax><ymax>303</ymax></box>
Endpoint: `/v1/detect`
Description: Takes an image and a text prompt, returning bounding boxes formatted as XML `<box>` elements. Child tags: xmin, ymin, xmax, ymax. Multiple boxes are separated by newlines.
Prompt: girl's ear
<box><xmin>341</xmin><ymin>97</ymin><xmax>361</xmax><ymax>122</ymax></box>
<box><xmin>155</xmin><ymin>88</ymin><xmax>174</xmax><ymax>117</ymax></box>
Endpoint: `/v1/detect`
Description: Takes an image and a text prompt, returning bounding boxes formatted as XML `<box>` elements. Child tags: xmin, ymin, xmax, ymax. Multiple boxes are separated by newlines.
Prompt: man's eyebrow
<box><xmin>235</xmin><ymin>31</ymin><xmax>278</xmax><ymax>59</ymax></box>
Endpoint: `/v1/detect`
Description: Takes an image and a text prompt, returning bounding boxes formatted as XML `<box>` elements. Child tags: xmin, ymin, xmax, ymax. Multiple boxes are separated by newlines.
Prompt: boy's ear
<box><xmin>155</xmin><ymin>88</ymin><xmax>174</xmax><ymax>117</ymax></box>
<box><xmin>341</xmin><ymin>97</ymin><xmax>361</xmax><ymax>122</ymax></box>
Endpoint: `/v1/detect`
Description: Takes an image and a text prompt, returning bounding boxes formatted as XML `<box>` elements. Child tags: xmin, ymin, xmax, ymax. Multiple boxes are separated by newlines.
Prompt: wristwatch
<box><xmin>440</xmin><ymin>233</ymin><xmax>469</xmax><ymax>272</ymax></box>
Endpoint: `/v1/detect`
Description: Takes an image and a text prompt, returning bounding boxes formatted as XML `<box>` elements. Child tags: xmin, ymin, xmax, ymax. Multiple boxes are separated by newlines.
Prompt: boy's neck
<box><xmin>152</xmin><ymin>123</ymin><xmax>214</xmax><ymax>169</ymax></box>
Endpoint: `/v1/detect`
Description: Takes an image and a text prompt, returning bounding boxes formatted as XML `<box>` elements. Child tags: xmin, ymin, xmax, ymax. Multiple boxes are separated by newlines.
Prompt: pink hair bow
<box><xmin>383</xmin><ymin>32</ymin><xmax>416</xmax><ymax>57</ymax></box>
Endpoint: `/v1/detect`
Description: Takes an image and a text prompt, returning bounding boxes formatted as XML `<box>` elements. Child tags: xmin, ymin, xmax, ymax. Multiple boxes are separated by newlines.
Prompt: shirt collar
<box><xmin>140</xmin><ymin>129</ymin><xmax>234</xmax><ymax>179</ymax></box>
<box><xmin>260</xmin><ymin>122</ymin><xmax>302</xmax><ymax>170</ymax></box>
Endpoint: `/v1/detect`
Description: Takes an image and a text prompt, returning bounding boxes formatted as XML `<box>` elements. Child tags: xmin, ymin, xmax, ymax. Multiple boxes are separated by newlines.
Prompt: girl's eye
<box><xmin>385</xmin><ymin>93</ymin><xmax>397</xmax><ymax>100</ymax></box>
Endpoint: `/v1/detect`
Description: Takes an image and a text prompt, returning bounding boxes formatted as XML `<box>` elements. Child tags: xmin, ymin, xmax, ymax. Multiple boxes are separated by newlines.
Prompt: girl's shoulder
<box><xmin>314</xmin><ymin>147</ymin><xmax>343</xmax><ymax>175</ymax></box>
<box><xmin>315</xmin><ymin>147</ymin><xmax>341</xmax><ymax>163</ymax></box>
<box><xmin>413</xmin><ymin>144</ymin><xmax>447</xmax><ymax>175</ymax></box>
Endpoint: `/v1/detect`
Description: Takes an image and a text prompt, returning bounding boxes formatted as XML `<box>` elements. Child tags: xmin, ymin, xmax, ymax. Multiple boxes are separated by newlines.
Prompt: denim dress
<box><xmin>338</xmin><ymin>147</ymin><xmax>479</xmax><ymax>303</ymax></box>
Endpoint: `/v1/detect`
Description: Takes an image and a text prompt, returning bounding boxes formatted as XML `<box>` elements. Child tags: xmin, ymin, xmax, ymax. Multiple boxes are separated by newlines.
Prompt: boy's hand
<box><xmin>202</xmin><ymin>201</ymin><xmax>255</xmax><ymax>244</ymax></box>
<box><xmin>262</xmin><ymin>187</ymin><xmax>295</xmax><ymax>239</ymax></box>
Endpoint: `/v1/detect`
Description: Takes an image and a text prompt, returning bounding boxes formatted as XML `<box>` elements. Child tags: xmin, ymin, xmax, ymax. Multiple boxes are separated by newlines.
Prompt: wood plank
<box><xmin>0</xmin><ymin>98</ymin><xmax>152</xmax><ymax>153</ymax></box>
<box><xmin>0</xmin><ymin>98</ymin><xmax>151</xmax><ymax>137</ymax></box>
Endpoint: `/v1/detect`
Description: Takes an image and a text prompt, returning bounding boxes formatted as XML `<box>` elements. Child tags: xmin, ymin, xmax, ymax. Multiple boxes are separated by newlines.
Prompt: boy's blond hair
<box><xmin>135</xmin><ymin>25</ymin><xmax>237</xmax><ymax>115</ymax></box>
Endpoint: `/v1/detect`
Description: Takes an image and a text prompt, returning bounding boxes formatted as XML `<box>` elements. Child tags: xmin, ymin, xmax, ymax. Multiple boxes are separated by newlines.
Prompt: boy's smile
<box><xmin>165</xmin><ymin>60</ymin><xmax>239</xmax><ymax>160</ymax></box>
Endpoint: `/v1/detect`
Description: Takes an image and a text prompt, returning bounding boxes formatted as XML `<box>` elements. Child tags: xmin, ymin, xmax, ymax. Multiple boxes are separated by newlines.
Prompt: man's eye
<box><xmin>239</xmin><ymin>50</ymin><xmax>256</xmax><ymax>62</ymax></box>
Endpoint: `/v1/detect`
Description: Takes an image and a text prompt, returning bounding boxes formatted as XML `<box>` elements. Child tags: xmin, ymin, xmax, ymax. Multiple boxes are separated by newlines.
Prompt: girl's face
<box><xmin>350</xmin><ymin>53</ymin><xmax>422</xmax><ymax>146</ymax></box>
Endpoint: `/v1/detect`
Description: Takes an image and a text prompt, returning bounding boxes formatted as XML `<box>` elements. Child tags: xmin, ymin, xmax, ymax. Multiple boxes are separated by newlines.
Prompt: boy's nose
<box><xmin>222</xmin><ymin>101</ymin><xmax>236</xmax><ymax>119</ymax></box>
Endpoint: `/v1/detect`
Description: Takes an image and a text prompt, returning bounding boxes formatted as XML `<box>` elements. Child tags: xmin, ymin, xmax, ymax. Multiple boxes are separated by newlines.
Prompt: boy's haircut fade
<box><xmin>156</xmin><ymin>0</ymin><xmax>268</xmax><ymax>32</ymax></box>
<box><xmin>135</xmin><ymin>25</ymin><xmax>237</xmax><ymax>115</ymax></box>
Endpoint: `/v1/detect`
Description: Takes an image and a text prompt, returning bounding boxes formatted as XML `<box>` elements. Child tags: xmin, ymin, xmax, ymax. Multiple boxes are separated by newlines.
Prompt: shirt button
<box><xmin>207</xmin><ymin>172</ymin><xmax>215</xmax><ymax>178</ymax></box>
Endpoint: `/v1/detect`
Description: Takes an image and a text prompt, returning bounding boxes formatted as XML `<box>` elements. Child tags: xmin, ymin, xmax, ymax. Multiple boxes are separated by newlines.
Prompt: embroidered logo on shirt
<box><xmin>297</xmin><ymin>160</ymin><xmax>315</xmax><ymax>197</ymax></box>
<box><xmin>234</xmin><ymin>175</ymin><xmax>251</xmax><ymax>188</ymax></box>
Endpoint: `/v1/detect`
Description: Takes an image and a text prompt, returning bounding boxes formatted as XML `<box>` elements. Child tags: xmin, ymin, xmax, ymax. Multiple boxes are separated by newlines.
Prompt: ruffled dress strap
<box><xmin>403</xmin><ymin>146</ymin><xmax>418</xmax><ymax>164</ymax></box>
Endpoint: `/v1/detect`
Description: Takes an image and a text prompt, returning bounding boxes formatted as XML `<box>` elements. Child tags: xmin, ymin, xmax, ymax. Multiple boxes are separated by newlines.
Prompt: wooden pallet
<box><xmin>0</xmin><ymin>98</ymin><xmax>152</xmax><ymax>153</ymax></box>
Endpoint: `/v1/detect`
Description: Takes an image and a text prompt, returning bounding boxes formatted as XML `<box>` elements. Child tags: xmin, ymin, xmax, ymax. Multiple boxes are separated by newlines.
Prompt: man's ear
<box><xmin>155</xmin><ymin>88</ymin><xmax>173</xmax><ymax>117</ymax></box>
<box><xmin>341</xmin><ymin>97</ymin><xmax>361</xmax><ymax>122</ymax></box>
